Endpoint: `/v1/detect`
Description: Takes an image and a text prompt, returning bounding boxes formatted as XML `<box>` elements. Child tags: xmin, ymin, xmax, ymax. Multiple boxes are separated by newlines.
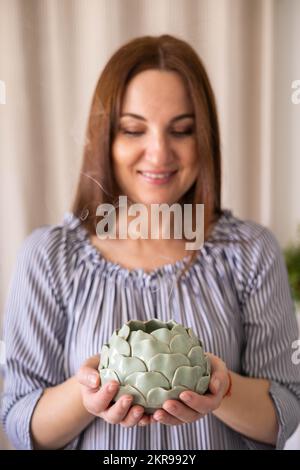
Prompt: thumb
<box><xmin>82</xmin><ymin>354</ymin><xmax>100</xmax><ymax>369</ymax></box>
<box><xmin>76</xmin><ymin>367</ymin><xmax>100</xmax><ymax>388</ymax></box>
<box><xmin>76</xmin><ymin>354</ymin><xmax>101</xmax><ymax>388</ymax></box>
<box><xmin>209</xmin><ymin>375</ymin><xmax>221</xmax><ymax>395</ymax></box>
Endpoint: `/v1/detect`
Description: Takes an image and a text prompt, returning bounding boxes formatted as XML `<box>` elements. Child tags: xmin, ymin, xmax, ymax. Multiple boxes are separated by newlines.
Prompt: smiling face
<box><xmin>112</xmin><ymin>70</ymin><xmax>199</xmax><ymax>206</ymax></box>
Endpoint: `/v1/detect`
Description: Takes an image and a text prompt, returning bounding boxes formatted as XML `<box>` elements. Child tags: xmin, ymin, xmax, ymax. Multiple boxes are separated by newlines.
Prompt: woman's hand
<box><xmin>76</xmin><ymin>354</ymin><xmax>154</xmax><ymax>427</ymax></box>
<box><xmin>151</xmin><ymin>353</ymin><xmax>230</xmax><ymax>426</ymax></box>
<box><xmin>76</xmin><ymin>353</ymin><xmax>230</xmax><ymax>428</ymax></box>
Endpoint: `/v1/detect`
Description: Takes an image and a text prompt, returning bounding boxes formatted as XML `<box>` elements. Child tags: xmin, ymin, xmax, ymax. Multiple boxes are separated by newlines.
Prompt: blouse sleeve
<box><xmin>239</xmin><ymin>227</ymin><xmax>300</xmax><ymax>450</ymax></box>
<box><xmin>0</xmin><ymin>227</ymin><xmax>80</xmax><ymax>450</ymax></box>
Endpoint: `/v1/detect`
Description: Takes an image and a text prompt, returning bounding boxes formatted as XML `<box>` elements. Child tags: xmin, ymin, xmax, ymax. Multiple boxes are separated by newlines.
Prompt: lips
<box><xmin>139</xmin><ymin>171</ymin><xmax>176</xmax><ymax>179</ymax></box>
<box><xmin>137</xmin><ymin>170</ymin><xmax>178</xmax><ymax>185</ymax></box>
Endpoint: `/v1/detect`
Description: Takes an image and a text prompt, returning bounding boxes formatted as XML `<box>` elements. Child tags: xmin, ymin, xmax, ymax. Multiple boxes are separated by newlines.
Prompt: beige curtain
<box><xmin>1</xmin><ymin>0</ymin><xmax>299</xmax><ymax>450</ymax></box>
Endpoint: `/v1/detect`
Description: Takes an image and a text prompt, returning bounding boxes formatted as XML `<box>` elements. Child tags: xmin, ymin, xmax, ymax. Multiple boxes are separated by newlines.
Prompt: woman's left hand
<box><xmin>138</xmin><ymin>352</ymin><xmax>230</xmax><ymax>426</ymax></box>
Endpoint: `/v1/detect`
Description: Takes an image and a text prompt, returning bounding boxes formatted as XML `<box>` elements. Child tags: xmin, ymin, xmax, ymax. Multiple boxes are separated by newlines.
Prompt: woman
<box><xmin>1</xmin><ymin>34</ymin><xmax>300</xmax><ymax>450</ymax></box>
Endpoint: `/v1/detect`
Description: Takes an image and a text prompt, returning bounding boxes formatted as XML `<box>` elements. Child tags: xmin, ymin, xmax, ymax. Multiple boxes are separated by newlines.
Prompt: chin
<box><xmin>134</xmin><ymin>194</ymin><xmax>179</xmax><ymax>206</ymax></box>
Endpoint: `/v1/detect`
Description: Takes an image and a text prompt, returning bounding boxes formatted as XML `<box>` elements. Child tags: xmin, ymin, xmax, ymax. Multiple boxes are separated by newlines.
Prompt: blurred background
<box><xmin>0</xmin><ymin>0</ymin><xmax>300</xmax><ymax>450</ymax></box>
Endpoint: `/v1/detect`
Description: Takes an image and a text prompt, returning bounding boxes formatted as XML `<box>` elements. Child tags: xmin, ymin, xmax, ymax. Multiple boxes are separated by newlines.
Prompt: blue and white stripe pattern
<box><xmin>1</xmin><ymin>209</ymin><xmax>300</xmax><ymax>449</ymax></box>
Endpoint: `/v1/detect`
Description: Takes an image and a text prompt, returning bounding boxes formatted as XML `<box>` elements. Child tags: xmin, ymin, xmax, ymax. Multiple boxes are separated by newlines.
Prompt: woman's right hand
<box><xmin>76</xmin><ymin>354</ymin><xmax>153</xmax><ymax>427</ymax></box>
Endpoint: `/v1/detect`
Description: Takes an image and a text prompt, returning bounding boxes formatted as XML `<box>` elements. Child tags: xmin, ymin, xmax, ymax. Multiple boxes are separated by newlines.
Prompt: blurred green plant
<box><xmin>284</xmin><ymin>226</ymin><xmax>300</xmax><ymax>303</ymax></box>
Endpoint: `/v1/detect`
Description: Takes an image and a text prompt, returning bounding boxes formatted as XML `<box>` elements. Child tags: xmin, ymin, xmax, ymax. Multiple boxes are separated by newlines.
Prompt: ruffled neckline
<box><xmin>62</xmin><ymin>209</ymin><xmax>235</xmax><ymax>281</ymax></box>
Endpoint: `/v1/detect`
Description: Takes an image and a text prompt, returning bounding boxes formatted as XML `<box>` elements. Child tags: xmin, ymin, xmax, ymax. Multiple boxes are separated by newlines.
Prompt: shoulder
<box><xmin>15</xmin><ymin>213</ymin><xmax>88</xmax><ymax>304</ymax></box>
<box><xmin>19</xmin><ymin>223</ymin><xmax>64</xmax><ymax>256</ymax></box>
<box><xmin>18</xmin><ymin>212</ymin><xmax>86</xmax><ymax>259</ymax></box>
<box><xmin>17</xmin><ymin>217</ymin><xmax>69</xmax><ymax>267</ymax></box>
<box><xmin>212</xmin><ymin>210</ymin><xmax>285</xmax><ymax>299</ymax></box>
<box><xmin>215</xmin><ymin>209</ymin><xmax>281</xmax><ymax>260</ymax></box>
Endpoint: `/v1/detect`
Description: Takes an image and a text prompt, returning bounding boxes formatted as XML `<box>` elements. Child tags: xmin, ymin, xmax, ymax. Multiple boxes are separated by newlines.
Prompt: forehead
<box><xmin>121</xmin><ymin>70</ymin><xmax>193</xmax><ymax>115</ymax></box>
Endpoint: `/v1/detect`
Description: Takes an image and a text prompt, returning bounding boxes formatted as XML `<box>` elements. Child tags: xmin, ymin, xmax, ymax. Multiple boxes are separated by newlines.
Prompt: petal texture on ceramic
<box><xmin>98</xmin><ymin>319</ymin><xmax>211</xmax><ymax>412</ymax></box>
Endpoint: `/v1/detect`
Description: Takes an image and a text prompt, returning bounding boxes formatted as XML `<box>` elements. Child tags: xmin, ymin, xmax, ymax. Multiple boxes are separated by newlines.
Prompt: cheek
<box><xmin>180</xmin><ymin>144</ymin><xmax>198</xmax><ymax>170</ymax></box>
<box><xmin>112</xmin><ymin>140</ymin><xmax>140</xmax><ymax>170</ymax></box>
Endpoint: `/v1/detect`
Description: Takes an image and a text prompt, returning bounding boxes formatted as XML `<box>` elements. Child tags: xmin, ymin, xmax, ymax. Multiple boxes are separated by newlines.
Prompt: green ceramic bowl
<box><xmin>98</xmin><ymin>318</ymin><xmax>211</xmax><ymax>413</ymax></box>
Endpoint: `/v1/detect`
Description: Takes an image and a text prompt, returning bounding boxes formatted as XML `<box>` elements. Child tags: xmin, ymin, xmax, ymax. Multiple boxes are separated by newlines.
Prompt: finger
<box><xmin>137</xmin><ymin>414</ymin><xmax>155</xmax><ymax>426</ymax></box>
<box><xmin>205</xmin><ymin>353</ymin><xmax>228</xmax><ymax>396</ymax></box>
<box><xmin>180</xmin><ymin>390</ymin><xmax>221</xmax><ymax>413</ymax></box>
<box><xmin>76</xmin><ymin>354</ymin><xmax>101</xmax><ymax>389</ymax></box>
<box><xmin>77</xmin><ymin>367</ymin><xmax>100</xmax><ymax>389</ymax></box>
<box><xmin>137</xmin><ymin>418</ymin><xmax>153</xmax><ymax>426</ymax></box>
<box><xmin>209</xmin><ymin>372</ymin><xmax>229</xmax><ymax>398</ymax></box>
<box><xmin>85</xmin><ymin>381</ymin><xmax>120</xmax><ymax>414</ymax></box>
<box><xmin>205</xmin><ymin>352</ymin><xmax>218</xmax><ymax>371</ymax></box>
<box><xmin>153</xmin><ymin>409</ymin><xmax>182</xmax><ymax>426</ymax></box>
<box><xmin>209</xmin><ymin>375</ymin><xmax>221</xmax><ymax>395</ymax></box>
<box><xmin>119</xmin><ymin>406</ymin><xmax>144</xmax><ymax>427</ymax></box>
<box><xmin>162</xmin><ymin>400</ymin><xmax>200</xmax><ymax>423</ymax></box>
<box><xmin>206</xmin><ymin>352</ymin><xmax>227</xmax><ymax>375</ymax></box>
<box><xmin>82</xmin><ymin>354</ymin><xmax>100</xmax><ymax>368</ymax></box>
<box><xmin>101</xmin><ymin>395</ymin><xmax>133</xmax><ymax>425</ymax></box>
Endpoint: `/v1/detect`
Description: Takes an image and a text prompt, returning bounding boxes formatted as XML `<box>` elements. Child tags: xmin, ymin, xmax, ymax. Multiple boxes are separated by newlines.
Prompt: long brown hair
<box><xmin>71</xmin><ymin>34</ymin><xmax>223</xmax><ymax>275</ymax></box>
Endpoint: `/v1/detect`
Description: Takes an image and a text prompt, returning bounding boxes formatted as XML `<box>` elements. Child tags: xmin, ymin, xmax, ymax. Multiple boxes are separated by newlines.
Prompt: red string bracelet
<box><xmin>223</xmin><ymin>371</ymin><xmax>232</xmax><ymax>398</ymax></box>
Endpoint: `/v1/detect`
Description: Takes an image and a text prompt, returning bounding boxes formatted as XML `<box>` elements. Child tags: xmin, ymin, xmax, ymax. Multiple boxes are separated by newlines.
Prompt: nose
<box><xmin>144</xmin><ymin>130</ymin><xmax>175</xmax><ymax>167</ymax></box>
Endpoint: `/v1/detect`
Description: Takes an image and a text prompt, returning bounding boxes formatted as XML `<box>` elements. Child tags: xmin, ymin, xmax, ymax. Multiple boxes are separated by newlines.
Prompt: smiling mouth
<box><xmin>137</xmin><ymin>170</ymin><xmax>178</xmax><ymax>183</ymax></box>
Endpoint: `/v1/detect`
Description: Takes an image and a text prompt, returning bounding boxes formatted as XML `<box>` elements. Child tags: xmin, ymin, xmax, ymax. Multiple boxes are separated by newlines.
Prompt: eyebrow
<box><xmin>120</xmin><ymin>113</ymin><xmax>195</xmax><ymax>122</ymax></box>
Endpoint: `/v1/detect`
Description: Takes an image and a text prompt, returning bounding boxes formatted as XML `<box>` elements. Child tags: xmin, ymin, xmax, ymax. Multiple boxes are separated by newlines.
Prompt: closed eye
<box><xmin>121</xmin><ymin>130</ymin><xmax>143</xmax><ymax>136</ymax></box>
<box><xmin>171</xmin><ymin>128</ymin><xmax>194</xmax><ymax>137</ymax></box>
<box><xmin>120</xmin><ymin>128</ymin><xmax>194</xmax><ymax>137</ymax></box>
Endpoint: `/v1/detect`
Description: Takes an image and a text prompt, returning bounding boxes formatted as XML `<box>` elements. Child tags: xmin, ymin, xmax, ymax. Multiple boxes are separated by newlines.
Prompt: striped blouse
<box><xmin>1</xmin><ymin>209</ymin><xmax>300</xmax><ymax>450</ymax></box>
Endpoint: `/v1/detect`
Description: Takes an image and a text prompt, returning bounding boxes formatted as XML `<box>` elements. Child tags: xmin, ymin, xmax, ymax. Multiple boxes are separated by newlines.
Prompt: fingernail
<box><xmin>122</xmin><ymin>397</ymin><xmax>132</xmax><ymax>408</ymax></box>
<box><xmin>213</xmin><ymin>378</ymin><xmax>220</xmax><ymax>392</ymax></box>
<box><xmin>181</xmin><ymin>392</ymin><xmax>192</xmax><ymax>403</ymax></box>
<box><xmin>108</xmin><ymin>382</ymin><xmax>118</xmax><ymax>392</ymax></box>
<box><xmin>88</xmin><ymin>374</ymin><xmax>98</xmax><ymax>386</ymax></box>
<box><xmin>133</xmin><ymin>409</ymin><xmax>143</xmax><ymax>418</ymax></box>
